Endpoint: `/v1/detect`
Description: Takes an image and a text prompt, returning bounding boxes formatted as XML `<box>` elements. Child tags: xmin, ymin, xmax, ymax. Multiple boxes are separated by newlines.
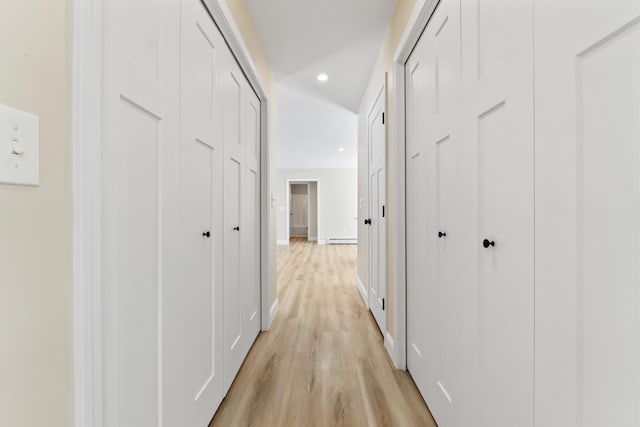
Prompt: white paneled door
<box><xmin>406</xmin><ymin>1</ymin><xmax>473</xmax><ymax>425</ymax></box>
<box><xmin>222</xmin><ymin>56</ymin><xmax>244</xmax><ymax>391</ymax></box>
<box><xmin>405</xmin><ymin>0</ymin><xmax>534</xmax><ymax>425</ymax></box>
<box><xmin>405</xmin><ymin>10</ymin><xmax>439</xmax><ymax>414</ymax></box>
<box><xmin>222</xmin><ymin>44</ymin><xmax>261</xmax><ymax>392</ymax></box>
<box><xmin>102</xmin><ymin>0</ymin><xmax>180</xmax><ymax>424</ymax></box>
<box><xmin>368</xmin><ymin>82</ymin><xmax>387</xmax><ymax>335</ymax></box>
<box><xmin>179</xmin><ymin>0</ymin><xmax>226</xmax><ymax>423</ymax></box>
<box><xmin>406</xmin><ymin>0</ymin><xmax>639</xmax><ymax>425</ymax></box>
<box><xmin>290</xmin><ymin>194</ymin><xmax>309</xmax><ymax>229</ymax></box>
<box><xmin>242</xmin><ymin>86</ymin><xmax>262</xmax><ymax>374</ymax></box>
<box><xmin>535</xmin><ymin>1</ymin><xmax>640</xmax><ymax>426</ymax></box>
<box><xmin>101</xmin><ymin>0</ymin><xmax>262</xmax><ymax>424</ymax></box>
<box><xmin>461</xmin><ymin>0</ymin><xmax>535</xmax><ymax>425</ymax></box>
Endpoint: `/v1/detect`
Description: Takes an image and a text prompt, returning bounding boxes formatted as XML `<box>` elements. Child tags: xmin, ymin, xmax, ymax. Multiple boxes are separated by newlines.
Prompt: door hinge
<box><xmin>382</xmin><ymin>205</ymin><xmax>385</xmax><ymax>218</ymax></box>
<box><xmin>382</xmin><ymin>298</ymin><xmax>385</xmax><ymax>310</ymax></box>
<box><xmin>382</xmin><ymin>112</ymin><xmax>385</xmax><ymax>125</ymax></box>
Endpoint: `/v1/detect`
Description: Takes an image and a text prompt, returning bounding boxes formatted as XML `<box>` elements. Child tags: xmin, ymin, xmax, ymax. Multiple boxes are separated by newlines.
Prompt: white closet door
<box><xmin>101</xmin><ymin>0</ymin><xmax>180</xmax><ymax>424</ymax></box>
<box><xmin>406</xmin><ymin>0</ymin><xmax>534</xmax><ymax>425</ymax></box>
<box><xmin>222</xmin><ymin>51</ymin><xmax>262</xmax><ymax>391</ymax></box>
<box><xmin>406</xmin><ymin>16</ymin><xmax>439</xmax><ymax>410</ymax></box>
<box><xmin>368</xmin><ymin>84</ymin><xmax>387</xmax><ymax>335</ymax></box>
<box><xmin>460</xmin><ymin>0</ymin><xmax>535</xmax><ymax>425</ymax></box>
<box><xmin>417</xmin><ymin>2</ymin><xmax>472</xmax><ymax>425</ymax></box>
<box><xmin>101</xmin><ymin>0</ymin><xmax>262</xmax><ymax>422</ymax></box>
<box><xmin>179</xmin><ymin>0</ymin><xmax>225</xmax><ymax>423</ymax></box>
<box><xmin>222</xmin><ymin>49</ymin><xmax>245</xmax><ymax>391</ymax></box>
<box><xmin>535</xmin><ymin>1</ymin><xmax>640</xmax><ymax>426</ymax></box>
<box><xmin>240</xmin><ymin>86</ymin><xmax>261</xmax><ymax>363</ymax></box>
<box><xmin>406</xmin><ymin>1</ymin><xmax>470</xmax><ymax>425</ymax></box>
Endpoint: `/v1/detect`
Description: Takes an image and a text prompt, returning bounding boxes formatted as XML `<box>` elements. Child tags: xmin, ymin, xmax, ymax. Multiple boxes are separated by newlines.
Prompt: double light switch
<box><xmin>0</xmin><ymin>104</ymin><xmax>39</xmax><ymax>186</ymax></box>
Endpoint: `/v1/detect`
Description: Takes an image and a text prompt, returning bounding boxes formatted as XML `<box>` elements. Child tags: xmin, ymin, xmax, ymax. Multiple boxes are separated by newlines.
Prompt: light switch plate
<box><xmin>0</xmin><ymin>104</ymin><xmax>39</xmax><ymax>186</ymax></box>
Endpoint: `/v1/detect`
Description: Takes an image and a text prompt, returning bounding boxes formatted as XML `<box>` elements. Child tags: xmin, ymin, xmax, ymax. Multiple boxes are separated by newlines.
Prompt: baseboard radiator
<box><xmin>326</xmin><ymin>237</ymin><xmax>358</xmax><ymax>245</ymax></box>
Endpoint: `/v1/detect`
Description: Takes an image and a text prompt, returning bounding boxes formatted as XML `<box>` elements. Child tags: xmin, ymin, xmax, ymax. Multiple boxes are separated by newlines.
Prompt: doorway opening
<box><xmin>286</xmin><ymin>180</ymin><xmax>318</xmax><ymax>243</ymax></box>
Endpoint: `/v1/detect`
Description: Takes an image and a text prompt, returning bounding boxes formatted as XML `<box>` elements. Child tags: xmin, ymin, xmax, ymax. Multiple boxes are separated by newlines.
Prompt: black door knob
<box><xmin>438</xmin><ymin>231</ymin><xmax>447</xmax><ymax>238</ymax></box>
<box><xmin>202</xmin><ymin>231</ymin><xmax>211</xmax><ymax>238</ymax></box>
<box><xmin>364</xmin><ymin>218</ymin><xmax>371</xmax><ymax>225</ymax></box>
<box><xmin>483</xmin><ymin>239</ymin><xmax>495</xmax><ymax>248</ymax></box>
<box><xmin>233</xmin><ymin>226</ymin><xmax>240</xmax><ymax>231</ymax></box>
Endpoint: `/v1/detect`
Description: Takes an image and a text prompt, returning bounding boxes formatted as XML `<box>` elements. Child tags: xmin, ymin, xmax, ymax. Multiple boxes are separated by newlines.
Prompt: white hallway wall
<box><xmin>276</xmin><ymin>169</ymin><xmax>358</xmax><ymax>244</ymax></box>
<box><xmin>0</xmin><ymin>1</ymin><xmax>74</xmax><ymax>425</ymax></box>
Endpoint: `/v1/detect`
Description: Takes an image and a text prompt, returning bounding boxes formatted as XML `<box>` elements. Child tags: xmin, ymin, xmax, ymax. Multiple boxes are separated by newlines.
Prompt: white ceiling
<box><xmin>247</xmin><ymin>0</ymin><xmax>396</xmax><ymax>113</ymax></box>
<box><xmin>247</xmin><ymin>0</ymin><xmax>396</xmax><ymax>169</ymax></box>
<box><xmin>275</xmin><ymin>83</ymin><xmax>357</xmax><ymax>169</ymax></box>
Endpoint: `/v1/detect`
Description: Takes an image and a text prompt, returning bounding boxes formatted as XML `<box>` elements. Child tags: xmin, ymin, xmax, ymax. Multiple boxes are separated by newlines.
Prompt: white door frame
<box><xmin>388</xmin><ymin>0</ymin><xmax>441</xmax><ymax>370</ymax></box>
<box><xmin>285</xmin><ymin>179</ymin><xmax>320</xmax><ymax>243</ymax></box>
<box><xmin>72</xmin><ymin>0</ymin><xmax>272</xmax><ymax>425</ymax></box>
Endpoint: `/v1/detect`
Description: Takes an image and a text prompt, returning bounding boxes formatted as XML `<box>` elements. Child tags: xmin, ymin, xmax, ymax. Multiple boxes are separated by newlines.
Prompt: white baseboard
<box><xmin>326</xmin><ymin>237</ymin><xmax>358</xmax><ymax>244</ymax></box>
<box><xmin>356</xmin><ymin>275</ymin><xmax>368</xmax><ymax>307</ymax></box>
<box><xmin>318</xmin><ymin>239</ymin><xmax>327</xmax><ymax>245</ymax></box>
<box><xmin>277</xmin><ymin>240</ymin><xmax>289</xmax><ymax>246</ymax></box>
<box><xmin>269</xmin><ymin>298</ymin><xmax>279</xmax><ymax>327</ymax></box>
<box><xmin>308</xmin><ymin>236</ymin><xmax>317</xmax><ymax>242</ymax></box>
<box><xmin>385</xmin><ymin>332</ymin><xmax>399</xmax><ymax>367</ymax></box>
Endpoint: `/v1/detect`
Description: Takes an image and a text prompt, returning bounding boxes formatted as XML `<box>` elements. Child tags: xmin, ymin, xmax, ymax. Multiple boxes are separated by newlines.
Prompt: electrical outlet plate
<box><xmin>0</xmin><ymin>104</ymin><xmax>39</xmax><ymax>186</ymax></box>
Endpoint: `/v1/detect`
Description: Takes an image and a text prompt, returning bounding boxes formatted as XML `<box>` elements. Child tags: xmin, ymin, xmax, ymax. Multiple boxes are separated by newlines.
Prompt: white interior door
<box><xmin>240</xmin><ymin>85</ymin><xmax>261</xmax><ymax>367</ymax></box>
<box><xmin>405</xmin><ymin>2</ymin><xmax>471</xmax><ymax>425</ymax></box>
<box><xmin>179</xmin><ymin>0</ymin><xmax>225</xmax><ymax>423</ymax></box>
<box><xmin>368</xmin><ymin>83</ymin><xmax>387</xmax><ymax>334</ymax></box>
<box><xmin>428</xmin><ymin>3</ymin><xmax>472</xmax><ymax>425</ymax></box>
<box><xmin>534</xmin><ymin>1</ymin><xmax>640</xmax><ymax>426</ymax></box>
<box><xmin>460</xmin><ymin>0</ymin><xmax>535</xmax><ymax>425</ymax></box>
<box><xmin>222</xmin><ymin>47</ymin><xmax>262</xmax><ymax>392</ymax></box>
<box><xmin>222</xmin><ymin>50</ymin><xmax>244</xmax><ymax>391</ymax></box>
<box><xmin>405</xmin><ymin>0</ymin><xmax>534</xmax><ymax>425</ymax></box>
<box><xmin>406</xmin><ymin>13</ymin><xmax>439</xmax><ymax>411</ymax></box>
<box><xmin>291</xmin><ymin>194</ymin><xmax>308</xmax><ymax>227</ymax></box>
<box><xmin>101</xmin><ymin>0</ymin><xmax>180</xmax><ymax>424</ymax></box>
<box><xmin>101</xmin><ymin>0</ymin><xmax>262</xmax><ymax>423</ymax></box>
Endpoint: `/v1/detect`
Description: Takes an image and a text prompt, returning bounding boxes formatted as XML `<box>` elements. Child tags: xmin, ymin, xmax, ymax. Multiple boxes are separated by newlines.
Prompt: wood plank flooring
<box><xmin>210</xmin><ymin>238</ymin><xmax>437</xmax><ymax>426</ymax></box>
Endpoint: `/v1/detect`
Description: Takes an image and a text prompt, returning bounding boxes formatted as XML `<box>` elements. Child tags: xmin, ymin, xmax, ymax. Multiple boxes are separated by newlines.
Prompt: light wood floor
<box><xmin>210</xmin><ymin>237</ymin><xmax>437</xmax><ymax>427</ymax></box>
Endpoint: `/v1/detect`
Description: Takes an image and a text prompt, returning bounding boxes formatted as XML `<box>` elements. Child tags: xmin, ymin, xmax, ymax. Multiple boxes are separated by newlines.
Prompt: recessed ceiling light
<box><xmin>339</xmin><ymin>147</ymin><xmax>345</xmax><ymax>152</ymax></box>
<box><xmin>317</xmin><ymin>73</ymin><xmax>329</xmax><ymax>82</ymax></box>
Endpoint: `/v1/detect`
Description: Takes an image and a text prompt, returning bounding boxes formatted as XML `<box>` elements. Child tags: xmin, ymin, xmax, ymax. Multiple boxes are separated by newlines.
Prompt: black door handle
<box><xmin>483</xmin><ymin>239</ymin><xmax>495</xmax><ymax>248</ymax></box>
<box><xmin>202</xmin><ymin>231</ymin><xmax>211</xmax><ymax>238</ymax></box>
<box><xmin>233</xmin><ymin>226</ymin><xmax>240</xmax><ymax>231</ymax></box>
<box><xmin>364</xmin><ymin>218</ymin><xmax>371</xmax><ymax>225</ymax></box>
<box><xmin>438</xmin><ymin>231</ymin><xmax>447</xmax><ymax>238</ymax></box>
